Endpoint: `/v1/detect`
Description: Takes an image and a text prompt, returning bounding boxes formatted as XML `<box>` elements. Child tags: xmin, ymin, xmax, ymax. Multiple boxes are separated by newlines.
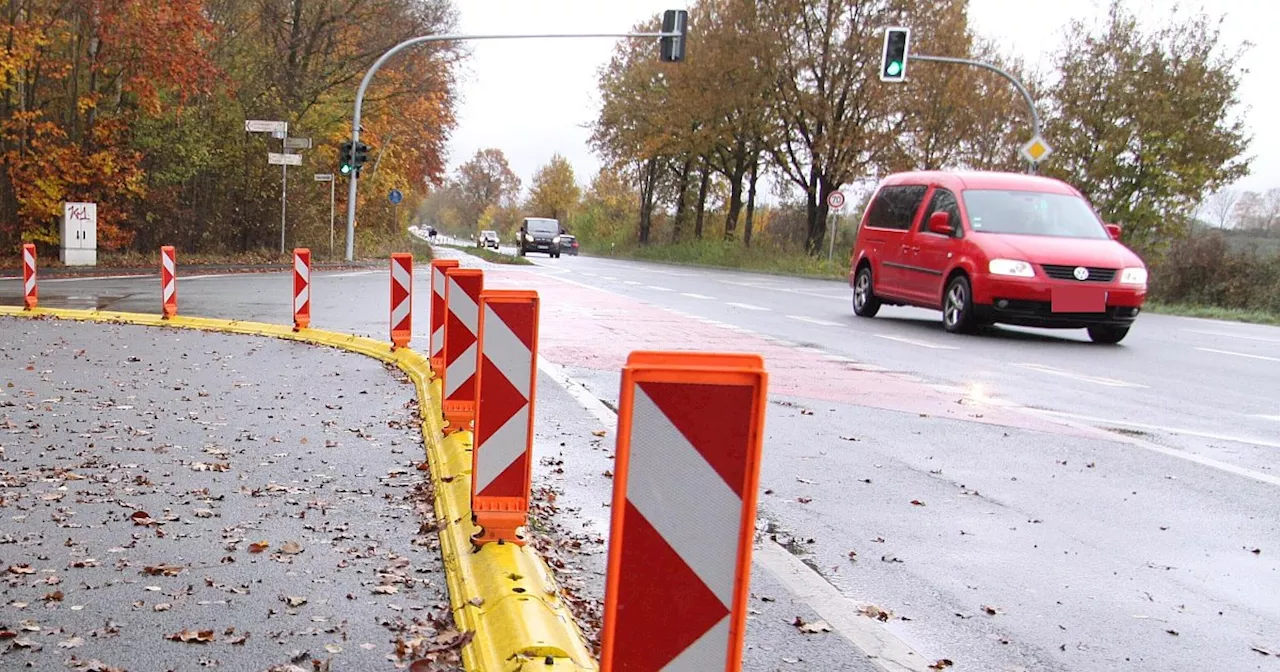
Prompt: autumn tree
<box><xmin>1043</xmin><ymin>1</ymin><xmax>1250</xmax><ymax>250</ymax></box>
<box><xmin>569</xmin><ymin>166</ymin><xmax>638</xmax><ymax>246</ymax></box>
<box><xmin>450</xmin><ymin>148</ymin><xmax>521</xmax><ymax>233</ymax></box>
<box><xmin>527</xmin><ymin>154</ymin><xmax>580</xmax><ymax>223</ymax></box>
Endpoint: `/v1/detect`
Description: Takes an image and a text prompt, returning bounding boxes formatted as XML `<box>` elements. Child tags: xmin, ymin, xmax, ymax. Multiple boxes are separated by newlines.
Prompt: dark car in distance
<box><xmin>518</xmin><ymin>217</ymin><xmax>562</xmax><ymax>258</ymax></box>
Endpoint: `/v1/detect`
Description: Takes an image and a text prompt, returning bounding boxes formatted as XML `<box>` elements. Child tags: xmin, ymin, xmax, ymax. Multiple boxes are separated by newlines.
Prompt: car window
<box><xmin>866</xmin><ymin>185</ymin><xmax>928</xmax><ymax>231</ymax></box>
<box><xmin>526</xmin><ymin>219</ymin><xmax>559</xmax><ymax>235</ymax></box>
<box><xmin>921</xmin><ymin>188</ymin><xmax>962</xmax><ymax>238</ymax></box>
<box><xmin>962</xmin><ymin>190</ymin><xmax>1109</xmax><ymax>239</ymax></box>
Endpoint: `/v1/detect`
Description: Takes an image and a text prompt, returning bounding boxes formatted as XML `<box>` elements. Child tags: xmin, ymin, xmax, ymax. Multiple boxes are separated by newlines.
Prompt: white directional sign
<box><xmin>827</xmin><ymin>190</ymin><xmax>846</xmax><ymax>210</ymax></box>
<box><xmin>314</xmin><ymin>173</ymin><xmax>334</xmax><ymax>182</ymax></box>
<box><xmin>284</xmin><ymin>137</ymin><xmax>312</xmax><ymax>150</ymax></box>
<box><xmin>245</xmin><ymin>120</ymin><xmax>288</xmax><ymax>134</ymax></box>
<box><xmin>268</xmin><ymin>152</ymin><xmax>303</xmax><ymax>166</ymax></box>
<box><xmin>1020</xmin><ymin>135</ymin><xmax>1053</xmax><ymax>164</ymax></box>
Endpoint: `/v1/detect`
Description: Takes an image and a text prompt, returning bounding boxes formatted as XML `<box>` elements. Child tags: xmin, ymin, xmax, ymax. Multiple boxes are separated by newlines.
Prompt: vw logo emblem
<box><xmin>1073</xmin><ymin>266</ymin><xmax>1090</xmax><ymax>281</ymax></box>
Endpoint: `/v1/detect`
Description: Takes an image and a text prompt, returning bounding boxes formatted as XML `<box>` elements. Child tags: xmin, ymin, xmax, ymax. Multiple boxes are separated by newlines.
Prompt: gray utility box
<box><xmin>60</xmin><ymin>202</ymin><xmax>97</xmax><ymax>266</ymax></box>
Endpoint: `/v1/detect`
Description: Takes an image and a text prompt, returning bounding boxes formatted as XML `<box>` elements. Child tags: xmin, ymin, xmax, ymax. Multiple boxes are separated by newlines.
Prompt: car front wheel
<box><xmin>942</xmin><ymin>275</ymin><xmax>978</xmax><ymax>334</ymax></box>
<box><xmin>1087</xmin><ymin>325</ymin><xmax>1130</xmax><ymax>344</ymax></box>
<box><xmin>852</xmin><ymin>266</ymin><xmax>881</xmax><ymax>318</ymax></box>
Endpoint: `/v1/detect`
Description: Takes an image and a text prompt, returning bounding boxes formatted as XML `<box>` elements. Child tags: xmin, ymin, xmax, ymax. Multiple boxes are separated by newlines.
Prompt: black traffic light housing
<box><xmin>880</xmin><ymin>27</ymin><xmax>910</xmax><ymax>82</ymax></box>
<box><xmin>339</xmin><ymin>141</ymin><xmax>354</xmax><ymax>176</ymax></box>
<box><xmin>660</xmin><ymin>10</ymin><xmax>688</xmax><ymax>63</ymax></box>
<box><xmin>353</xmin><ymin>141</ymin><xmax>370</xmax><ymax>174</ymax></box>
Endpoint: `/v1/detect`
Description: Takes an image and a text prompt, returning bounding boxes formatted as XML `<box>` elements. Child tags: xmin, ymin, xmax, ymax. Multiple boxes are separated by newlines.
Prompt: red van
<box><xmin>849</xmin><ymin>171</ymin><xmax>1147</xmax><ymax>344</ymax></box>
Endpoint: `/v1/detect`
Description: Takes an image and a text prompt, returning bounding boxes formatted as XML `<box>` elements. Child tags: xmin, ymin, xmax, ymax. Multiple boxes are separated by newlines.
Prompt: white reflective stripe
<box><xmin>444</xmin><ymin>342</ymin><xmax>477</xmax><ymax>397</ymax></box>
<box><xmin>482</xmin><ymin>304</ymin><xmax>532</xmax><ymax>398</ymax></box>
<box><xmin>162</xmin><ymin>252</ymin><xmax>175</xmax><ymax>275</ymax></box>
<box><xmin>22</xmin><ymin>248</ymin><xmax>34</xmax><ymax>269</ymax></box>
<box><xmin>391</xmin><ymin>296</ymin><xmax>410</xmax><ymax>328</ymax></box>
<box><xmin>448</xmin><ymin>277</ymin><xmax>479</xmax><ymax>330</ymax></box>
<box><xmin>392</xmin><ymin>257</ymin><xmax>412</xmax><ymax>292</ymax></box>
<box><xmin>433</xmin><ymin>268</ymin><xmax>447</xmax><ymax>296</ymax></box>
<box><xmin>163</xmin><ymin>281</ymin><xmax>175</xmax><ymax>302</ymax></box>
<box><xmin>662</xmin><ymin>616</ymin><xmax>728</xmax><ymax>671</ymax></box>
<box><xmin>430</xmin><ymin>326</ymin><xmax>444</xmax><ymax>357</ymax></box>
<box><xmin>474</xmin><ymin>404</ymin><xmax>530</xmax><ymax>493</ymax></box>
<box><xmin>24</xmin><ymin>275</ymin><xmax>35</xmax><ymax>295</ymax></box>
<box><xmin>294</xmin><ymin>254</ymin><xmax>309</xmax><ymax>278</ymax></box>
<box><xmin>294</xmin><ymin>285</ymin><xmax>309</xmax><ymax>312</ymax></box>
<box><xmin>627</xmin><ymin>387</ymin><xmax>740</xmax><ymax>608</ymax></box>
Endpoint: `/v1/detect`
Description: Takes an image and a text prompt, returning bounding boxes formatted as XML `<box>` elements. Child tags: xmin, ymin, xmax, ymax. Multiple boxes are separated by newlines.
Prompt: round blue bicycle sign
<box><xmin>388</xmin><ymin>189</ymin><xmax>403</xmax><ymax>205</ymax></box>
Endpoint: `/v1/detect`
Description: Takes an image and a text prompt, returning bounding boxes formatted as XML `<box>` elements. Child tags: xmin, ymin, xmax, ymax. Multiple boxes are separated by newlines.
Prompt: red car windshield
<box><xmin>962</xmin><ymin>189</ymin><xmax>1109</xmax><ymax>240</ymax></box>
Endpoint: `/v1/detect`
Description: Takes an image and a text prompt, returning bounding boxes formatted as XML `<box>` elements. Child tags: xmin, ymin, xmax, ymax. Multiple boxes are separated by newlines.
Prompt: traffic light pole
<box><xmin>909</xmin><ymin>54</ymin><xmax>1041</xmax><ymax>174</ymax></box>
<box><xmin>343</xmin><ymin>29</ymin><xmax>684</xmax><ymax>261</ymax></box>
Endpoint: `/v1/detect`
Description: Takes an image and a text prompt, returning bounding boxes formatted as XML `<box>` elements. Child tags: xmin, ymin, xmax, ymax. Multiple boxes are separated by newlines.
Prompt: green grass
<box><xmin>1144</xmin><ymin>301</ymin><xmax>1280</xmax><ymax>326</ymax></box>
<box><xmin>597</xmin><ymin>239</ymin><xmax>849</xmax><ymax>280</ymax></box>
<box><xmin>438</xmin><ymin>243</ymin><xmax>532</xmax><ymax>265</ymax></box>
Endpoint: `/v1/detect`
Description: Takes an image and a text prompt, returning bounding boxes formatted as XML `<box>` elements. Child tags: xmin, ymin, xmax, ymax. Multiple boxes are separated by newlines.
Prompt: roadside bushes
<box><xmin>1148</xmin><ymin>232</ymin><xmax>1280</xmax><ymax>314</ymax></box>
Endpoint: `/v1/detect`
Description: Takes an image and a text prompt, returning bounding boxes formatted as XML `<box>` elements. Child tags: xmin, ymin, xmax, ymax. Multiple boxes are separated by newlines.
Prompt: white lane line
<box><xmin>875</xmin><ymin>334</ymin><xmax>958</xmax><ymax>350</ymax></box>
<box><xmin>1184</xmin><ymin>329</ymin><xmax>1280</xmax><ymax>344</ymax></box>
<box><xmin>726</xmin><ymin>302</ymin><xmax>770</xmax><ymax>311</ymax></box>
<box><xmin>1014</xmin><ymin>362</ymin><xmax>1147</xmax><ymax>388</ymax></box>
<box><xmin>1032</xmin><ymin>410</ymin><xmax>1280</xmax><ymax>450</ymax></box>
<box><xmin>1196</xmin><ymin>347</ymin><xmax>1280</xmax><ymax>363</ymax></box>
<box><xmin>681</xmin><ymin>293</ymin><xmax>714</xmax><ymax>300</ymax></box>
<box><xmin>325</xmin><ymin>270</ymin><xmax>380</xmax><ymax>278</ymax></box>
<box><xmin>788</xmin><ymin>315</ymin><xmax>841</xmax><ymax>327</ymax></box>
<box><xmin>623</xmin><ymin>280</ymin><xmax>642</xmax><ymax>285</ymax></box>
<box><xmin>1256</xmin><ymin>415</ymin><xmax>1280</xmax><ymax>422</ymax></box>
<box><xmin>600</xmin><ymin>276</ymin><xmax>617</xmax><ymax>281</ymax></box>
<box><xmin>536</xmin><ymin>356</ymin><xmax>618</xmax><ymax>428</ymax></box>
<box><xmin>718</xmin><ymin>279</ymin><xmax>848</xmax><ymax>301</ymax></box>
<box><xmin>645</xmin><ymin>285</ymin><xmax>673</xmax><ymax>292</ymax></box>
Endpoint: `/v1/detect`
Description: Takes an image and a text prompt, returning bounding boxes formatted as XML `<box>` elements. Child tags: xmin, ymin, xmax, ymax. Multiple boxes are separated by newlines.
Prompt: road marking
<box><xmin>1031</xmin><ymin>410</ymin><xmax>1280</xmax><ymax>450</ymax></box>
<box><xmin>536</xmin><ymin>356</ymin><xmax>618</xmax><ymax>428</ymax></box>
<box><xmin>325</xmin><ymin>270</ymin><xmax>380</xmax><ymax>278</ymax></box>
<box><xmin>1184</xmin><ymin>329</ymin><xmax>1280</xmax><ymax>343</ymax></box>
<box><xmin>788</xmin><ymin>315</ymin><xmax>841</xmax><ymax>327</ymax></box>
<box><xmin>726</xmin><ymin>302</ymin><xmax>770</xmax><ymax>311</ymax></box>
<box><xmin>644</xmin><ymin>285</ymin><xmax>673</xmax><ymax>292</ymax></box>
<box><xmin>1255</xmin><ymin>415</ymin><xmax>1280</xmax><ymax>422</ymax></box>
<box><xmin>875</xmin><ymin>334</ymin><xmax>958</xmax><ymax>350</ymax></box>
<box><xmin>1196</xmin><ymin>347</ymin><xmax>1280</xmax><ymax>363</ymax></box>
<box><xmin>600</xmin><ymin>276</ymin><xmax>617</xmax><ymax>281</ymax></box>
<box><xmin>680</xmin><ymin>293</ymin><xmax>714</xmax><ymax>300</ymax></box>
<box><xmin>718</xmin><ymin>280</ymin><xmax>848</xmax><ymax>301</ymax></box>
<box><xmin>1013</xmin><ymin>363</ymin><xmax>1147</xmax><ymax>388</ymax></box>
<box><xmin>623</xmin><ymin>280</ymin><xmax>642</xmax><ymax>285</ymax></box>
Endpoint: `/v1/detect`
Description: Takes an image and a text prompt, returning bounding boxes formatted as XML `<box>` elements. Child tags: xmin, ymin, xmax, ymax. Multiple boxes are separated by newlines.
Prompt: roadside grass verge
<box><xmin>437</xmin><ymin>243</ymin><xmax>532</xmax><ymax>265</ymax></box>
<box><xmin>592</xmin><ymin>239</ymin><xmax>848</xmax><ymax>279</ymax></box>
<box><xmin>1144</xmin><ymin>301</ymin><xmax>1280</xmax><ymax>326</ymax></box>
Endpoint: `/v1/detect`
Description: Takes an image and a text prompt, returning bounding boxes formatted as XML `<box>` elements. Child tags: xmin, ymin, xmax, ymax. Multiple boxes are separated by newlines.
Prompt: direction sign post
<box><xmin>827</xmin><ymin>190</ymin><xmax>845</xmax><ymax>261</ymax></box>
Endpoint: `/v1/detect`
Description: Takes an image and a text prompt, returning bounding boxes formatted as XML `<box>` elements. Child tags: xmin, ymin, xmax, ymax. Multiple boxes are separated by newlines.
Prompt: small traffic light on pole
<box><xmin>660</xmin><ymin>9</ymin><xmax>688</xmax><ymax>62</ymax></box>
<box><xmin>880</xmin><ymin>27</ymin><xmax>910</xmax><ymax>82</ymax></box>
<box><xmin>339</xmin><ymin>141</ymin><xmax>354</xmax><ymax>176</ymax></box>
<box><xmin>353</xmin><ymin>142</ymin><xmax>370</xmax><ymax>175</ymax></box>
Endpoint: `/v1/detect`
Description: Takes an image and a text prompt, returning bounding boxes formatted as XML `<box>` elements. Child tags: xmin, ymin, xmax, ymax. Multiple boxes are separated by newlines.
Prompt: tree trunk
<box><xmin>672</xmin><ymin>155</ymin><xmax>692</xmax><ymax>242</ymax></box>
<box><xmin>723</xmin><ymin>138</ymin><xmax>748</xmax><ymax>241</ymax></box>
<box><xmin>694</xmin><ymin>161</ymin><xmax>710</xmax><ymax>239</ymax></box>
<box><xmin>638</xmin><ymin>158</ymin><xmax>658</xmax><ymax>245</ymax></box>
<box><xmin>804</xmin><ymin>169</ymin><xmax>831</xmax><ymax>255</ymax></box>
<box><xmin>744</xmin><ymin>153</ymin><xmax>760</xmax><ymax>248</ymax></box>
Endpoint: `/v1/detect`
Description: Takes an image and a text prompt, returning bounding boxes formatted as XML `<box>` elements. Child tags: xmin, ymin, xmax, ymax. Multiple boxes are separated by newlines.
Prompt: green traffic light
<box><xmin>887</xmin><ymin>61</ymin><xmax>902</xmax><ymax>77</ymax></box>
<box><xmin>340</xmin><ymin>164</ymin><xmax>352</xmax><ymax>175</ymax></box>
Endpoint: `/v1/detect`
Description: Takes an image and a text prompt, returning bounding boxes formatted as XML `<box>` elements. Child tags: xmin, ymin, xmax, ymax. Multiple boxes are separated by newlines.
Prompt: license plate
<box><xmin>1052</xmin><ymin>286</ymin><xmax>1106</xmax><ymax>313</ymax></box>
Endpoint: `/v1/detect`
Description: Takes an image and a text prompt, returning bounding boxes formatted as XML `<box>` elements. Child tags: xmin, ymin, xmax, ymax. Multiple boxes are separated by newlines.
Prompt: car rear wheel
<box><xmin>943</xmin><ymin>275</ymin><xmax>978</xmax><ymax>334</ymax></box>
<box><xmin>852</xmin><ymin>266</ymin><xmax>881</xmax><ymax>318</ymax></box>
<box><xmin>1087</xmin><ymin>325</ymin><xmax>1130</xmax><ymax>344</ymax></box>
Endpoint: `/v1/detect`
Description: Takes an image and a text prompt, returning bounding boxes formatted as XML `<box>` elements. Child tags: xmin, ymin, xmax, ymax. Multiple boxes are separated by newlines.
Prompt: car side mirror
<box><xmin>1105</xmin><ymin>223</ymin><xmax>1122</xmax><ymax>240</ymax></box>
<box><xmin>928</xmin><ymin>211</ymin><xmax>953</xmax><ymax>236</ymax></box>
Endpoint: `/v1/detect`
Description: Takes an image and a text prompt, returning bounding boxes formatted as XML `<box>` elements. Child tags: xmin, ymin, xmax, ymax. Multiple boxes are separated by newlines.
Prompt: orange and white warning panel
<box><xmin>160</xmin><ymin>245</ymin><xmax>177</xmax><ymax>318</ymax></box>
<box><xmin>471</xmin><ymin>289</ymin><xmax>539</xmax><ymax>546</ymax></box>
<box><xmin>390</xmin><ymin>253</ymin><xmax>412</xmax><ymax>349</ymax></box>
<box><xmin>429</xmin><ymin>259</ymin><xmax>460</xmax><ymax>374</ymax></box>
<box><xmin>293</xmin><ymin>248</ymin><xmax>311</xmax><ymax>330</ymax></box>
<box><xmin>441</xmin><ymin>267</ymin><xmax>483</xmax><ymax>432</ymax></box>
<box><xmin>22</xmin><ymin>243</ymin><xmax>36</xmax><ymax>310</ymax></box>
<box><xmin>600</xmin><ymin>351</ymin><xmax>768</xmax><ymax>672</ymax></box>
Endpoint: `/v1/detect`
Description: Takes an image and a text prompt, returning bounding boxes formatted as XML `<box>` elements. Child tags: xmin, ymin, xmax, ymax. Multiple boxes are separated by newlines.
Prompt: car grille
<box><xmin>1040</xmin><ymin>265</ymin><xmax>1117</xmax><ymax>282</ymax></box>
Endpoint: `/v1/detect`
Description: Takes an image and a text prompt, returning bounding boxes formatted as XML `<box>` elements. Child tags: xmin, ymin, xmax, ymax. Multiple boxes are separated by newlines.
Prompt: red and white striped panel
<box><xmin>160</xmin><ymin>246</ymin><xmax>177</xmax><ymax>318</ymax></box>
<box><xmin>601</xmin><ymin>352</ymin><xmax>767</xmax><ymax>672</ymax></box>
<box><xmin>429</xmin><ymin>259</ymin><xmax>460</xmax><ymax>368</ymax></box>
<box><xmin>473</xmin><ymin>291</ymin><xmax>538</xmax><ymax>501</ymax></box>
<box><xmin>293</xmin><ymin>248</ymin><xmax>311</xmax><ymax>330</ymax></box>
<box><xmin>442</xmin><ymin>268</ymin><xmax>483</xmax><ymax>406</ymax></box>
<box><xmin>390</xmin><ymin>253</ymin><xmax>412</xmax><ymax>348</ymax></box>
<box><xmin>21</xmin><ymin>243</ymin><xmax>36</xmax><ymax>309</ymax></box>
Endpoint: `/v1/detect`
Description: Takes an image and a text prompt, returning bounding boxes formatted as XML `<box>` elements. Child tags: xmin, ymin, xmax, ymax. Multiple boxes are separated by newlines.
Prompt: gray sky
<box><xmin>446</xmin><ymin>0</ymin><xmax>1274</xmax><ymax>195</ymax></box>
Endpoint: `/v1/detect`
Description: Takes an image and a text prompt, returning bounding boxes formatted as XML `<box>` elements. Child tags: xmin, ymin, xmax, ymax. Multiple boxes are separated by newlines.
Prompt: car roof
<box><xmin>880</xmin><ymin>170</ymin><xmax>1080</xmax><ymax>195</ymax></box>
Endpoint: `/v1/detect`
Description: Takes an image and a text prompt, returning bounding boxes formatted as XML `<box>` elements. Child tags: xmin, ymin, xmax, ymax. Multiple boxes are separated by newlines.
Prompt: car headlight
<box><xmin>988</xmin><ymin>259</ymin><xmax>1035</xmax><ymax>278</ymax></box>
<box><xmin>1119</xmin><ymin>267</ymin><xmax>1148</xmax><ymax>285</ymax></box>
<box><xmin>553</xmin><ymin>235</ymin><xmax>562</xmax><ymax>244</ymax></box>
<box><xmin>524</xmin><ymin>233</ymin><xmax>533</xmax><ymax>242</ymax></box>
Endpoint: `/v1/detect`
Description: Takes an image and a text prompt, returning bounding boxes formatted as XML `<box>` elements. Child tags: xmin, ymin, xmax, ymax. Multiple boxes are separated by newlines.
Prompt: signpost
<box><xmin>245</xmin><ymin>120</ymin><xmax>287</xmax><ymax>134</ymax></box>
<box><xmin>315</xmin><ymin>174</ymin><xmax>335</xmax><ymax>258</ymax></box>
<box><xmin>827</xmin><ymin>190</ymin><xmax>845</xmax><ymax>261</ymax></box>
<box><xmin>267</xmin><ymin>152</ymin><xmax>303</xmax><ymax>166</ymax></box>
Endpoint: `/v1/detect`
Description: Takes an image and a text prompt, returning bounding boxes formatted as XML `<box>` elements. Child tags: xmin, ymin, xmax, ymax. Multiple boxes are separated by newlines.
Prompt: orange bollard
<box><xmin>599</xmin><ymin>351</ymin><xmax>769</xmax><ymax>672</ymax></box>
<box><xmin>441</xmin><ymin>267</ymin><xmax>483</xmax><ymax>432</ymax></box>
<box><xmin>160</xmin><ymin>246</ymin><xmax>177</xmax><ymax>318</ymax></box>
<box><xmin>429</xmin><ymin>259</ymin><xmax>460</xmax><ymax>375</ymax></box>
<box><xmin>389</xmin><ymin>253</ymin><xmax>412</xmax><ymax>349</ymax></box>
<box><xmin>21</xmin><ymin>243</ymin><xmax>36</xmax><ymax>310</ymax></box>
<box><xmin>293</xmin><ymin>248</ymin><xmax>311</xmax><ymax>331</ymax></box>
<box><xmin>470</xmin><ymin>290</ymin><xmax>539</xmax><ymax>547</ymax></box>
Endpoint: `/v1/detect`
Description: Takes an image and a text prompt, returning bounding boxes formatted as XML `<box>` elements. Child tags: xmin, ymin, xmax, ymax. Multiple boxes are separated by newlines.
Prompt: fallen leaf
<box><xmin>227</xmin><ymin>633</ymin><xmax>250</xmax><ymax>645</ymax></box>
<box><xmin>166</xmin><ymin>629</ymin><xmax>216</xmax><ymax>643</ymax></box>
<box><xmin>796</xmin><ymin>477</ymin><xmax>816</xmax><ymax>485</ymax></box>
<box><xmin>468</xmin><ymin>597</ymin><xmax>484</xmax><ymax>607</ymax></box>
<box><xmin>847</xmin><ymin>551</ymin><xmax>857</xmax><ymax>561</ymax></box>
<box><xmin>1166</xmin><ymin>629</ymin><xmax>1179</xmax><ymax>636</ymax></box>
<box><xmin>0</xmin><ymin>631</ymin><xmax>14</xmax><ymax>640</ymax></box>
<box><xmin>324</xmin><ymin>644</ymin><xmax>342</xmax><ymax>653</ymax></box>
<box><xmin>982</xmin><ymin>605</ymin><xmax>1002</xmax><ymax>616</ymax></box>
<box><xmin>797</xmin><ymin>497</ymin><xmax>813</xmax><ymax>504</ymax></box>
<box><xmin>44</xmin><ymin>590</ymin><xmax>64</xmax><ymax>602</ymax></box>
<box><xmin>285</xmin><ymin>595</ymin><xmax>307</xmax><ymax>607</ymax></box>
<box><xmin>58</xmin><ymin>636</ymin><xmax>84</xmax><ymax>648</ymax></box>
<box><xmin>7</xmin><ymin>564</ymin><xmax>35</xmax><ymax>575</ymax></box>
<box><xmin>11</xmin><ymin>637</ymin><xmax>40</xmax><ymax>651</ymax></box>
<box><xmin>592</xmin><ymin>430</ymin><xmax>607</xmax><ymax>437</ymax></box>
<box><xmin>130</xmin><ymin>510</ymin><xmax>157</xmax><ymax>526</ymax></box>
<box><xmin>248</xmin><ymin>541</ymin><xmax>269</xmax><ymax>554</ymax></box>
<box><xmin>1250</xmin><ymin>548</ymin><xmax>1262</xmax><ymax>555</ymax></box>
<box><xmin>373</xmin><ymin>585</ymin><xmax>399</xmax><ymax>595</ymax></box>
<box><xmin>154</xmin><ymin>603</ymin><xmax>172</xmax><ymax>612</ymax></box>
<box><xmin>280</xmin><ymin>541</ymin><xmax>303</xmax><ymax>555</ymax></box>
<box><xmin>928</xmin><ymin>660</ymin><xmax>954</xmax><ymax>670</ymax></box>
<box><xmin>910</xmin><ymin>499</ymin><xmax>926</xmax><ymax>507</ymax></box>
<box><xmin>859</xmin><ymin>605</ymin><xmax>892</xmax><ymax>622</ymax></box>
<box><xmin>1252</xmin><ymin>645</ymin><xmax>1277</xmax><ymax>656</ymax></box>
<box><xmin>143</xmin><ymin>565</ymin><xmax>184</xmax><ymax>577</ymax></box>
<box><xmin>793</xmin><ymin>616</ymin><xmax>832</xmax><ymax>634</ymax></box>
<box><xmin>193</xmin><ymin>509</ymin><xmax>214</xmax><ymax>518</ymax></box>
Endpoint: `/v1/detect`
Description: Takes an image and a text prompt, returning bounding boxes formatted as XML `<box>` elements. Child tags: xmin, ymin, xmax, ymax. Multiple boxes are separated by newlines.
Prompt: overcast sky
<box><xmin>445</xmin><ymin>0</ymin><xmax>1274</xmax><ymax>196</ymax></box>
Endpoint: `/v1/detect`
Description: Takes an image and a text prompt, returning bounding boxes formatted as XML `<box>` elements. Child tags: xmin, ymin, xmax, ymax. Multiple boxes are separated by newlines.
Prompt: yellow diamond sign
<box><xmin>1020</xmin><ymin>135</ymin><xmax>1053</xmax><ymax>164</ymax></box>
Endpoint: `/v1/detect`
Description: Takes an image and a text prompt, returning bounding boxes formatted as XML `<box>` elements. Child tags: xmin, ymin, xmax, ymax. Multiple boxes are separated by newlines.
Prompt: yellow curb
<box><xmin>0</xmin><ymin>306</ymin><xmax>597</xmax><ymax>672</ymax></box>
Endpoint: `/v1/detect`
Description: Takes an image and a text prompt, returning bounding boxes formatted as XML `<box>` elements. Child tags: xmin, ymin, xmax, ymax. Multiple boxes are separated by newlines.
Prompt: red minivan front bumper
<box><xmin>974</xmin><ymin>274</ymin><xmax>1146</xmax><ymax>329</ymax></box>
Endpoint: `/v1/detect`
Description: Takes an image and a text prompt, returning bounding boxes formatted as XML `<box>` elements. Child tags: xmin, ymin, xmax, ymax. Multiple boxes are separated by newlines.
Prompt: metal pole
<box><xmin>828</xmin><ymin>212</ymin><xmax>837</xmax><ymax>261</ymax></box>
<box><xmin>280</xmin><ymin>163</ymin><xmax>287</xmax><ymax>254</ymax></box>
<box><xmin>343</xmin><ymin>29</ymin><xmax>681</xmax><ymax>262</ymax></box>
<box><xmin>329</xmin><ymin>179</ymin><xmax>335</xmax><ymax>260</ymax></box>
<box><xmin>910</xmin><ymin>54</ymin><xmax>1041</xmax><ymax>174</ymax></box>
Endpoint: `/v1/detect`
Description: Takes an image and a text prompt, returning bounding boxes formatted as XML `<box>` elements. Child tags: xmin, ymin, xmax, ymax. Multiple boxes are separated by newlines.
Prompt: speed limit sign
<box><xmin>827</xmin><ymin>190</ymin><xmax>846</xmax><ymax>210</ymax></box>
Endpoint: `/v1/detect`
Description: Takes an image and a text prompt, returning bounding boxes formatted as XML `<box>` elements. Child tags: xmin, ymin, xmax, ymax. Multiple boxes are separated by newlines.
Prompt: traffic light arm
<box><xmin>909</xmin><ymin>53</ymin><xmax>1041</xmax><ymax>153</ymax></box>
<box><xmin>343</xmin><ymin>28</ymin><xmax>686</xmax><ymax>261</ymax></box>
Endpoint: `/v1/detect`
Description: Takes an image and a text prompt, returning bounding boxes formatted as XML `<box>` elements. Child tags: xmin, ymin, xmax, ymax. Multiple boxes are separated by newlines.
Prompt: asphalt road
<box><xmin>3</xmin><ymin>246</ymin><xmax>1278</xmax><ymax>671</ymax></box>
